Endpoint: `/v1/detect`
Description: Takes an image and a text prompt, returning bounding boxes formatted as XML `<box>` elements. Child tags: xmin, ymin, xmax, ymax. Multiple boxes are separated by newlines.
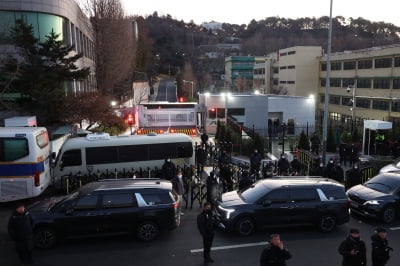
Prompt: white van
<box><xmin>52</xmin><ymin>133</ymin><xmax>195</xmax><ymax>182</ymax></box>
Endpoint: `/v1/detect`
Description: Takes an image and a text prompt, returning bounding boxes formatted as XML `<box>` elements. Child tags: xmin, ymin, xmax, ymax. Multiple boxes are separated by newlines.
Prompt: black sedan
<box><xmin>347</xmin><ymin>172</ymin><xmax>400</xmax><ymax>223</ymax></box>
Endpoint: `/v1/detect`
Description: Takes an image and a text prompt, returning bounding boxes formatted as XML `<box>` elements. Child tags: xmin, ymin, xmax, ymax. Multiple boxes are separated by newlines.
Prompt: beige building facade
<box><xmin>319</xmin><ymin>44</ymin><xmax>400</xmax><ymax>127</ymax></box>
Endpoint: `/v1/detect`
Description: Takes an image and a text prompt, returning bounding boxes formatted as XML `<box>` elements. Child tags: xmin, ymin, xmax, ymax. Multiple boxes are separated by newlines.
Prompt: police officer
<box><xmin>8</xmin><ymin>202</ymin><xmax>34</xmax><ymax>265</ymax></box>
<box><xmin>338</xmin><ymin>228</ymin><xmax>367</xmax><ymax>266</ymax></box>
<box><xmin>197</xmin><ymin>202</ymin><xmax>216</xmax><ymax>263</ymax></box>
<box><xmin>260</xmin><ymin>234</ymin><xmax>292</xmax><ymax>266</ymax></box>
<box><xmin>371</xmin><ymin>228</ymin><xmax>393</xmax><ymax>266</ymax></box>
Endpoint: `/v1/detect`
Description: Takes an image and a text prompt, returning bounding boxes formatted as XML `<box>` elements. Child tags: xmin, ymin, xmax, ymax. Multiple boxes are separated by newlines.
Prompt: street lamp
<box><xmin>347</xmin><ymin>85</ymin><xmax>356</xmax><ymax>132</ymax></box>
<box><xmin>182</xmin><ymin>80</ymin><xmax>195</xmax><ymax>99</ymax></box>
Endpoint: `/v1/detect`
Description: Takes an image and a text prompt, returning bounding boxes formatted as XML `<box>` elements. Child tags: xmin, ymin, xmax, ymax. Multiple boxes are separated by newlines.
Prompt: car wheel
<box><xmin>382</xmin><ymin>206</ymin><xmax>396</xmax><ymax>223</ymax></box>
<box><xmin>137</xmin><ymin>221</ymin><xmax>159</xmax><ymax>241</ymax></box>
<box><xmin>318</xmin><ymin>215</ymin><xmax>336</xmax><ymax>232</ymax></box>
<box><xmin>34</xmin><ymin>227</ymin><xmax>57</xmax><ymax>249</ymax></box>
<box><xmin>235</xmin><ymin>217</ymin><xmax>255</xmax><ymax>236</ymax></box>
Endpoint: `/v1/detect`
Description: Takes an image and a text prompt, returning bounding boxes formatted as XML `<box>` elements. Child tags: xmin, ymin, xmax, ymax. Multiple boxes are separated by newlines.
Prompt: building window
<box><xmin>288</xmin><ymin>65</ymin><xmax>295</xmax><ymax>69</ymax></box>
<box><xmin>372</xmin><ymin>100</ymin><xmax>389</xmax><ymax>110</ymax></box>
<box><xmin>273</xmin><ymin>79</ymin><xmax>278</xmax><ymax>85</ymax></box>
<box><xmin>330</xmin><ymin>78</ymin><xmax>341</xmax><ymax>87</ymax></box>
<box><xmin>227</xmin><ymin>108</ymin><xmax>245</xmax><ymax>116</ymax></box>
<box><xmin>373</xmin><ymin>79</ymin><xmax>390</xmax><ymax>89</ymax></box>
<box><xmin>273</xmin><ymin>67</ymin><xmax>279</xmax><ymax>74</ymax></box>
<box><xmin>356</xmin><ymin>99</ymin><xmax>371</xmax><ymax>109</ymax></box>
<box><xmin>280</xmin><ymin>52</ymin><xmax>287</xmax><ymax>56</ymax></box>
<box><xmin>331</xmin><ymin>62</ymin><xmax>342</xmax><ymax>70</ymax></box>
<box><xmin>288</xmin><ymin>51</ymin><xmax>296</xmax><ymax>55</ymax></box>
<box><xmin>357</xmin><ymin>79</ymin><xmax>372</xmax><ymax>89</ymax></box>
<box><xmin>392</xmin><ymin>101</ymin><xmax>400</xmax><ymax>112</ymax></box>
<box><xmin>357</xmin><ymin>59</ymin><xmax>372</xmax><ymax>69</ymax></box>
<box><xmin>342</xmin><ymin>97</ymin><xmax>352</xmax><ymax>106</ymax></box>
<box><xmin>287</xmin><ymin>81</ymin><xmax>295</xmax><ymax>84</ymax></box>
<box><xmin>217</xmin><ymin>108</ymin><xmax>225</xmax><ymax>118</ymax></box>
<box><xmin>329</xmin><ymin>112</ymin><xmax>341</xmax><ymax>121</ymax></box>
<box><xmin>343</xmin><ymin>61</ymin><xmax>356</xmax><ymax>70</ymax></box>
<box><xmin>329</xmin><ymin>95</ymin><xmax>340</xmax><ymax>105</ymax></box>
<box><xmin>279</xmin><ymin>66</ymin><xmax>287</xmax><ymax>70</ymax></box>
<box><xmin>321</xmin><ymin>63</ymin><xmax>327</xmax><ymax>71</ymax></box>
<box><xmin>320</xmin><ymin>95</ymin><xmax>325</xmax><ymax>103</ymax></box>
<box><xmin>393</xmin><ymin>79</ymin><xmax>400</xmax><ymax>89</ymax></box>
<box><xmin>280</xmin><ymin>81</ymin><xmax>287</xmax><ymax>84</ymax></box>
<box><xmin>375</xmin><ymin>58</ymin><xmax>392</xmax><ymax>68</ymax></box>
<box><xmin>342</xmin><ymin>79</ymin><xmax>355</xmax><ymax>88</ymax></box>
<box><xmin>395</xmin><ymin>57</ymin><xmax>400</xmax><ymax>67</ymax></box>
<box><xmin>320</xmin><ymin>79</ymin><xmax>326</xmax><ymax>87</ymax></box>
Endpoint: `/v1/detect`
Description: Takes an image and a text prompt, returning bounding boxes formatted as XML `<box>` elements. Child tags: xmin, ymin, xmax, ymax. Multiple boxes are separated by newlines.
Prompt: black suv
<box><xmin>347</xmin><ymin>172</ymin><xmax>400</xmax><ymax>223</ymax></box>
<box><xmin>215</xmin><ymin>178</ymin><xmax>349</xmax><ymax>236</ymax></box>
<box><xmin>29</xmin><ymin>179</ymin><xmax>179</xmax><ymax>248</ymax></box>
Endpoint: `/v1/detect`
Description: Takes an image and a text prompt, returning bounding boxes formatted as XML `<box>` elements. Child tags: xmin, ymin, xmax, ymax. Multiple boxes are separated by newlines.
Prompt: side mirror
<box><xmin>262</xmin><ymin>200</ymin><xmax>272</xmax><ymax>207</ymax></box>
<box><xmin>51</xmin><ymin>152</ymin><xmax>56</xmax><ymax>160</ymax></box>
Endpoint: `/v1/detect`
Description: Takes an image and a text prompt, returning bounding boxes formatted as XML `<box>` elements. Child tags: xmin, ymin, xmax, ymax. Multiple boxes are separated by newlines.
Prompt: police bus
<box><xmin>52</xmin><ymin>132</ymin><xmax>195</xmax><ymax>182</ymax></box>
<box><xmin>0</xmin><ymin>127</ymin><xmax>51</xmax><ymax>202</ymax></box>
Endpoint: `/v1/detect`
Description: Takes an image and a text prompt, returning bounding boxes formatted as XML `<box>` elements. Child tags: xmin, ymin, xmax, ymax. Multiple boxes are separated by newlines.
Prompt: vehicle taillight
<box><xmin>171</xmin><ymin>202</ymin><xmax>179</xmax><ymax>209</ymax></box>
<box><xmin>34</xmin><ymin>171</ymin><xmax>40</xmax><ymax>187</ymax></box>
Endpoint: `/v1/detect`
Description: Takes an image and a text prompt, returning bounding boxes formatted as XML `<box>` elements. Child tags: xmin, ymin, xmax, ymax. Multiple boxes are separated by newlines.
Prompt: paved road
<box><xmin>155</xmin><ymin>77</ymin><xmax>177</xmax><ymax>102</ymax></box>
<box><xmin>2</xmin><ymin>198</ymin><xmax>400</xmax><ymax>266</ymax></box>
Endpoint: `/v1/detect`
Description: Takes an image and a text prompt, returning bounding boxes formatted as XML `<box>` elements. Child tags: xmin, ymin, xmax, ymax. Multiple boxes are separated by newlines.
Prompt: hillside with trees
<box><xmin>141</xmin><ymin>14</ymin><xmax>400</xmax><ymax>93</ymax></box>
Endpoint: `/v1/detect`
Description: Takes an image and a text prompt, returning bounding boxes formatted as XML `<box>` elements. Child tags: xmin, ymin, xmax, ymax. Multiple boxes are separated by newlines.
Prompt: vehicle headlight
<box><xmin>363</xmin><ymin>200</ymin><xmax>383</xmax><ymax>205</ymax></box>
<box><xmin>218</xmin><ymin>206</ymin><xmax>235</xmax><ymax>219</ymax></box>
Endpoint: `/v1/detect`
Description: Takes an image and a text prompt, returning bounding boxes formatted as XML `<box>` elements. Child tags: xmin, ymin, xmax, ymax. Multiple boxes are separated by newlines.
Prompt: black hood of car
<box><xmin>347</xmin><ymin>185</ymin><xmax>391</xmax><ymax>201</ymax></box>
<box><xmin>219</xmin><ymin>191</ymin><xmax>246</xmax><ymax>207</ymax></box>
<box><xmin>28</xmin><ymin>196</ymin><xmax>66</xmax><ymax>214</ymax></box>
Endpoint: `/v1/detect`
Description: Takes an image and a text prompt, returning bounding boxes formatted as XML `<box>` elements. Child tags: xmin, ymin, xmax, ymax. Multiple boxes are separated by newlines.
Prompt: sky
<box><xmin>121</xmin><ymin>0</ymin><xmax>400</xmax><ymax>27</ymax></box>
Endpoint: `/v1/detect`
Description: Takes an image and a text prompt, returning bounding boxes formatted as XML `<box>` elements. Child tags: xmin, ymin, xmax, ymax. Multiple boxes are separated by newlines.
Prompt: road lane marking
<box><xmin>389</xmin><ymin>227</ymin><xmax>400</xmax><ymax>230</ymax></box>
<box><xmin>190</xmin><ymin>241</ymin><xmax>269</xmax><ymax>253</ymax></box>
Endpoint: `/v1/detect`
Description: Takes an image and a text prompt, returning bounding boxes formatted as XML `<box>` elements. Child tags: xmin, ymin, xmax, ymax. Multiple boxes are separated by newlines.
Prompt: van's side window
<box><xmin>61</xmin><ymin>149</ymin><xmax>82</xmax><ymax>166</ymax></box>
<box><xmin>290</xmin><ymin>189</ymin><xmax>318</xmax><ymax>202</ymax></box>
<box><xmin>74</xmin><ymin>195</ymin><xmax>98</xmax><ymax>210</ymax></box>
<box><xmin>265</xmin><ymin>189</ymin><xmax>289</xmax><ymax>204</ymax></box>
<box><xmin>86</xmin><ymin>147</ymin><xmax>118</xmax><ymax>164</ymax></box>
<box><xmin>149</xmin><ymin>143</ymin><xmax>176</xmax><ymax>160</ymax></box>
<box><xmin>102</xmin><ymin>193</ymin><xmax>138</xmax><ymax>208</ymax></box>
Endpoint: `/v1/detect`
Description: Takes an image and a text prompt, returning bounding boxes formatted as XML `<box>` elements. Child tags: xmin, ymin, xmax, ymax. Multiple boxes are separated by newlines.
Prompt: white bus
<box><xmin>0</xmin><ymin>127</ymin><xmax>51</xmax><ymax>202</ymax></box>
<box><xmin>52</xmin><ymin>132</ymin><xmax>195</xmax><ymax>182</ymax></box>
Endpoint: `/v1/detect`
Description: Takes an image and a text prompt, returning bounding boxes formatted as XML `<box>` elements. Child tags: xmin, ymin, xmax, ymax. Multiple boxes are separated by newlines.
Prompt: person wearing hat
<box><xmin>338</xmin><ymin>228</ymin><xmax>367</xmax><ymax>266</ymax></box>
<box><xmin>8</xmin><ymin>202</ymin><xmax>34</xmax><ymax>265</ymax></box>
<box><xmin>371</xmin><ymin>228</ymin><xmax>393</xmax><ymax>266</ymax></box>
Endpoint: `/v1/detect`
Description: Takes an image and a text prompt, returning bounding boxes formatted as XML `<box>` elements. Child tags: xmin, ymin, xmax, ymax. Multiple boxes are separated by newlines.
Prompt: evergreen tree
<box><xmin>9</xmin><ymin>21</ymin><xmax>90</xmax><ymax>123</ymax></box>
<box><xmin>298</xmin><ymin>130</ymin><xmax>310</xmax><ymax>150</ymax></box>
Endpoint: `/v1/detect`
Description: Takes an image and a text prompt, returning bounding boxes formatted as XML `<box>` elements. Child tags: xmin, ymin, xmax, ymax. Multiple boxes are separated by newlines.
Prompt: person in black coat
<box><xmin>260</xmin><ymin>234</ymin><xmax>292</xmax><ymax>266</ymax></box>
<box><xmin>250</xmin><ymin>149</ymin><xmax>262</xmax><ymax>177</ymax></box>
<box><xmin>197</xmin><ymin>202</ymin><xmax>216</xmax><ymax>263</ymax></box>
<box><xmin>206</xmin><ymin>172</ymin><xmax>218</xmax><ymax>206</ymax></box>
<box><xmin>333</xmin><ymin>161</ymin><xmax>345</xmax><ymax>183</ymax></box>
<box><xmin>290</xmin><ymin>156</ymin><xmax>302</xmax><ymax>175</ymax></box>
<box><xmin>196</xmin><ymin>145</ymin><xmax>207</xmax><ymax>175</ymax></box>
<box><xmin>8</xmin><ymin>202</ymin><xmax>34</xmax><ymax>265</ymax></box>
<box><xmin>338</xmin><ymin>228</ymin><xmax>367</xmax><ymax>266</ymax></box>
<box><xmin>161</xmin><ymin>157</ymin><xmax>176</xmax><ymax>180</ymax></box>
<box><xmin>277</xmin><ymin>155</ymin><xmax>290</xmax><ymax>176</ymax></box>
<box><xmin>239</xmin><ymin>170</ymin><xmax>253</xmax><ymax>190</ymax></box>
<box><xmin>371</xmin><ymin>228</ymin><xmax>393</xmax><ymax>266</ymax></box>
<box><xmin>324</xmin><ymin>159</ymin><xmax>336</xmax><ymax>179</ymax></box>
<box><xmin>346</xmin><ymin>164</ymin><xmax>362</xmax><ymax>190</ymax></box>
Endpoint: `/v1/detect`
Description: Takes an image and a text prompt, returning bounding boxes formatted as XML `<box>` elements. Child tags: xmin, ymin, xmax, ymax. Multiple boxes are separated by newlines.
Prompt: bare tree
<box><xmin>83</xmin><ymin>0</ymin><xmax>137</xmax><ymax>97</ymax></box>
